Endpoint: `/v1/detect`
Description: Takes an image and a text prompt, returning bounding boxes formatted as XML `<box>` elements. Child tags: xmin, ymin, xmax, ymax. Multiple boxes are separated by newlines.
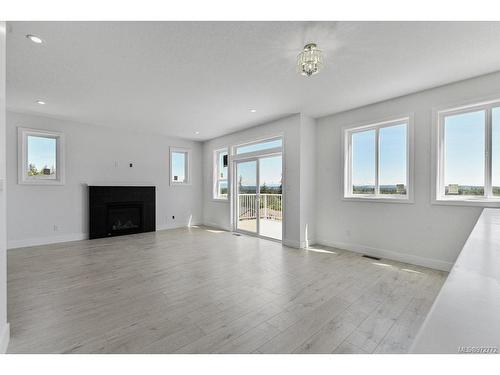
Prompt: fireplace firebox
<box><xmin>107</xmin><ymin>203</ymin><xmax>143</xmax><ymax>235</ymax></box>
<box><xmin>89</xmin><ymin>186</ymin><xmax>155</xmax><ymax>239</ymax></box>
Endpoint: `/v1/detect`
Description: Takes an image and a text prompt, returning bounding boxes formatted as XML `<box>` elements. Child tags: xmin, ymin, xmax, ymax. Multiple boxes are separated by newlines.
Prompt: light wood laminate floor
<box><xmin>7</xmin><ymin>226</ymin><xmax>447</xmax><ymax>354</ymax></box>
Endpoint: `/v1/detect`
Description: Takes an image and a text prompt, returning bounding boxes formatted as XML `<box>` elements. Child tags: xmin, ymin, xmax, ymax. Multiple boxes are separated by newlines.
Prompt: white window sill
<box><xmin>170</xmin><ymin>182</ymin><xmax>191</xmax><ymax>187</ymax></box>
<box><xmin>433</xmin><ymin>197</ymin><xmax>500</xmax><ymax>208</ymax></box>
<box><xmin>19</xmin><ymin>179</ymin><xmax>64</xmax><ymax>186</ymax></box>
<box><xmin>343</xmin><ymin>195</ymin><xmax>413</xmax><ymax>204</ymax></box>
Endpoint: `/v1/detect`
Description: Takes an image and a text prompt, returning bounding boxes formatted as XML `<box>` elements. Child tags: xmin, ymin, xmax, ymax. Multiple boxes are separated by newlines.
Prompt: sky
<box><xmin>352</xmin><ymin>111</ymin><xmax>500</xmax><ymax>188</ymax></box>
<box><xmin>236</xmin><ymin>139</ymin><xmax>282</xmax><ymax>155</ymax></box>
<box><xmin>236</xmin><ymin>139</ymin><xmax>283</xmax><ymax>187</ymax></box>
<box><xmin>27</xmin><ymin>136</ymin><xmax>56</xmax><ymax>171</ymax></box>
<box><xmin>171</xmin><ymin>151</ymin><xmax>186</xmax><ymax>182</ymax></box>
<box><xmin>445</xmin><ymin>108</ymin><xmax>500</xmax><ymax>187</ymax></box>
<box><xmin>352</xmin><ymin>123</ymin><xmax>407</xmax><ymax>186</ymax></box>
<box><xmin>444</xmin><ymin>110</ymin><xmax>484</xmax><ymax>186</ymax></box>
<box><xmin>28</xmin><ymin>114</ymin><xmax>499</xmax><ymax>189</ymax></box>
<box><xmin>259</xmin><ymin>156</ymin><xmax>282</xmax><ymax>186</ymax></box>
<box><xmin>237</xmin><ymin>155</ymin><xmax>282</xmax><ymax>188</ymax></box>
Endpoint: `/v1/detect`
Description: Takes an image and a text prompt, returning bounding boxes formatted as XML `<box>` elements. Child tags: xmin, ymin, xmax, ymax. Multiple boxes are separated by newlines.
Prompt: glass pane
<box><xmin>259</xmin><ymin>156</ymin><xmax>282</xmax><ymax>240</ymax></box>
<box><xmin>218</xmin><ymin>180</ymin><xmax>228</xmax><ymax>198</ymax></box>
<box><xmin>379</xmin><ymin>124</ymin><xmax>407</xmax><ymax>195</ymax></box>
<box><xmin>218</xmin><ymin>151</ymin><xmax>228</xmax><ymax>179</ymax></box>
<box><xmin>493</xmin><ymin>107</ymin><xmax>500</xmax><ymax>196</ymax></box>
<box><xmin>27</xmin><ymin>135</ymin><xmax>57</xmax><ymax>179</ymax></box>
<box><xmin>444</xmin><ymin>110</ymin><xmax>485</xmax><ymax>196</ymax></box>
<box><xmin>236</xmin><ymin>160</ymin><xmax>257</xmax><ymax>233</ymax></box>
<box><xmin>236</xmin><ymin>138</ymin><xmax>282</xmax><ymax>155</ymax></box>
<box><xmin>171</xmin><ymin>151</ymin><xmax>186</xmax><ymax>183</ymax></box>
<box><xmin>351</xmin><ymin>130</ymin><xmax>376</xmax><ymax>194</ymax></box>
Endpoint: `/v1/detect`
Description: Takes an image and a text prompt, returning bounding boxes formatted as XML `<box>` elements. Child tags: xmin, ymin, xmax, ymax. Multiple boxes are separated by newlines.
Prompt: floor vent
<box><xmin>362</xmin><ymin>254</ymin><xmax>381</xmax><ymax>261</ymax></box>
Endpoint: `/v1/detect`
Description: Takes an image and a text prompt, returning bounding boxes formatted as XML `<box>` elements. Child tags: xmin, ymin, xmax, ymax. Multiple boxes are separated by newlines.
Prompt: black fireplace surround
<box><xmin>89</xmin><ymin>186</ymin><xmax>156</xmax><ymax>239</ymax></box>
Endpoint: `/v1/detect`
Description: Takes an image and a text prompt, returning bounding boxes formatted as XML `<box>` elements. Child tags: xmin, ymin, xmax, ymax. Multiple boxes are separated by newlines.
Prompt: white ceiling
<box><xmin>7</xmin><ymin>21</ymin><xmax>500</xmax><ymax>140</ymax></box>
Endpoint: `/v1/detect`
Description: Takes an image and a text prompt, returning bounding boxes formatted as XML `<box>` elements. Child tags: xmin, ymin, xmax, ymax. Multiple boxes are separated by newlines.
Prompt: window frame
<box><xmin>213</xmin><ymin>148</ymin><xmax>229</xmax><ymax>201</ymax></box>
<box><xmin>18</xmin><ymin>127</ymin><xmax>65</xmax><ymax>185</ymax></box>
<box><xmin>233</xmin><ymin>136</ymin><xmax>283</xmax><ymax>159</ymax></box>
<box><xmin>434</xmin><ymin>99</ymin><xmax>500</xmax><ymax>206</ymax></box>
<box><xmin>169</xmin><ymin>147</ymin><xmax>191</xmax><ymax>186</ymax></box>
<box><xmin>343</xmin><ymin>116</ymin><xmax>414</xmax><ymax>203</ymax></box>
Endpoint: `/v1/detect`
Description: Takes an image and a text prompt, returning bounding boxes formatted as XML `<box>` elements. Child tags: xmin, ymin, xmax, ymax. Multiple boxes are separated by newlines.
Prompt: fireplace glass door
<box><xmin>106</xmin><ymin>203</ymin><xmax>143</xmax><ymax>236</ymax></box>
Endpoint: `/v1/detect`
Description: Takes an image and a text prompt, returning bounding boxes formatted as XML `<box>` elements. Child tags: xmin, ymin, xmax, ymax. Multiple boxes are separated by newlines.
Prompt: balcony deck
<box><xmin>237</xmin><ymin>218</ymin><xmax>282</xmax><ymax>240</ymax></box>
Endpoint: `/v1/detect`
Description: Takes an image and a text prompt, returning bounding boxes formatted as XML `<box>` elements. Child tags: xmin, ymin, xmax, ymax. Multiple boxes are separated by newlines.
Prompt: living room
<box><xmin>0</xmin><ymin>1</ymin><xmax>499</xmax><ymax>374</ymax></box>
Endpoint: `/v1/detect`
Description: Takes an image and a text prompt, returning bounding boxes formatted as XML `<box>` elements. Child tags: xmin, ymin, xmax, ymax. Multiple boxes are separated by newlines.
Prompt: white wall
<box><xmin>315</xmin><ymin>71</ymin><xmax>500</xmax><ymax>271</ymax></box>
<box><xmin>6</xmin><ymin>111</ymin><xmax>203</xmax><ymax>249</ymax></box>
<box><xmin>299</xmin><ymin>114</ymin><xmax>316</xmax><ymax>247</ymax></box>
<box><xmin>202</xmin><ymin>114</ymin><xmax>316</xmax><ymax>248</ymax></box>
<box><xmin>203</xmin><ymin>114</ymin><xmax>301</xmax><ymax>245</ymax></box>
<box><xmin>0</xmin><ymin>21</ymin><xmax>9</xmax><ymax>353</ymax></box>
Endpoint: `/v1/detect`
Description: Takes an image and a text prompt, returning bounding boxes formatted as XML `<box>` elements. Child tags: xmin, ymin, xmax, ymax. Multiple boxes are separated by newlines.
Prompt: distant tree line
<box><xmin>28</xmin><ymin>163</ymin><xmax>55</xmax><ymax>176</ymax></box>
<box><xmin>353</xmin><ymin>185</ymin><xmax>406</xmax><ymax>195</ymax></box>
<box><xmin>445</xmin><ymin>185</ymin><xmax>484</xmax><ymax>196</ymax></box>
<box><xmin>353</xmin><ymin>184</ymin><xmax>500</xmax><ymax>196</ymax></box>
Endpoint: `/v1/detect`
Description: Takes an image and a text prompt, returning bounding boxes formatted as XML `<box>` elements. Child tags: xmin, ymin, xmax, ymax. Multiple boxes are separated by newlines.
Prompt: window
<box><xmin>493</xmin><ymin>107</ymin><xmax>500</xmax><ymax>197</ymax></box>
<box><xmin>436</xmin><ymin>101</ymin><xmax>500</xmax><ymax>203</ymax></box>
<box><xmin>235</xmin><ymin>137</ymin><xmax>282</xmax><ymax>155</ymax></box>
<box><xmin>18</xmin><ymin>127</ymin><xmax>65</xmax><ymax>185</ymax></box>
<box><xmin>344</xmin><ymin>118</ymin><xmax>411</xmax><ymax>201</ymax></box>
<box><xmin>170</xmin><ymin>147</ymin><xmax>190</xmax><ymax>185</ymax></box>
<box><xmin>213</xmin><ymin>148</ymin><xmax>228</xmax><ymax>200</ymax></box>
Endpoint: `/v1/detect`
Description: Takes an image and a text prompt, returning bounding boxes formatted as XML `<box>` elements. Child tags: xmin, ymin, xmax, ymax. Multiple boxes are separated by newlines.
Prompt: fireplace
<box><xmin>89</xmin><ymin>186</ymin><xmax>155</xmax><ymax>239</ymax></box>
<box><xmin>107</xmin><ymin>203</ymin><xmax>143</xmax><ymax>235</ymax></box>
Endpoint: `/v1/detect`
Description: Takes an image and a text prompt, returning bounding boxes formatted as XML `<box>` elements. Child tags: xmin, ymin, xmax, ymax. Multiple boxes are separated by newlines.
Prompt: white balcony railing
<box><xmin>238</xmin><ymin>194</ymin><xmax>283</xmax><ymax>221</ymax></box>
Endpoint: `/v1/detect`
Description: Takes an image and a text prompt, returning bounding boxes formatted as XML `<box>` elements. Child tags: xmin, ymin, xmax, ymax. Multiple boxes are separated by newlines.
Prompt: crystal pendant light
<box><xmin>297</xmin><ymin>43</ymin><xmax>324</xmax><ymax>77</ymax></box>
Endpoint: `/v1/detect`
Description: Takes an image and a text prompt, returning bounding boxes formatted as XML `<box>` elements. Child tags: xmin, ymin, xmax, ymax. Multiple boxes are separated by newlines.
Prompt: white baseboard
<box><xmin>201</xmin><ymin>220</ymin><xmax>316</xmax><ymax>249</ymax></box>
<box><xmin>282</xmin><ymin>239</ymin><xmax>309</xmax><ymax>249</ymax></box>
<box><xmin>156</xmin><ymin>222</ymin><xmax>202</xmax><ymax>231</ymax></box>
<box><xmin>201</xmin><ymin>222</ymin><xmax>232</xmax><ymax>232</ymax></box>
<box><xmin>0</xmin><ymin>323</ymin><xmax>10</xmax><ymax>354</ymax></box>
<box><xmin>7</xmin><ymin>233</ymin><xmax>87</xmax><ymax>250</ymax></box>
<box><xmin>282</xmin><ymin>239</ymin><xmax>299</xmax><ymax>248</ymax></box>
<box><xmin>202</xmin><ymin>222</ymin><xmax>306</xmax><ymax>248</ymax></box>
<box><xmin>315</xmin><ymin>238</ymin><xmax>452</xmax><ymax>272</ymax></box>
<box><xmin>7</xmin><ymin>224</ymin><xmax>204</xmax><ymax>250</ymax></box>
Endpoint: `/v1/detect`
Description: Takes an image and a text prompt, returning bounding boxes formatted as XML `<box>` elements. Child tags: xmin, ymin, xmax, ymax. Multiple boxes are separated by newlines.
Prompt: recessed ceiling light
<box><xmin>26</xmin><ymin>34</ymin><xmax>43</xmax><ymax>44</ymax></box>
<box><xmin>194</xmin><ymin>131</ymin><xmax>200</xmax><ymax>135</ymax></box>
<box><xmin>249</xmin><ymin>109</ymin><xmax>257</xmax><ymax>113</ymax></box>
<box><xmin>36</xmin><ymin>100</ymin><xmax>46</xmax><ymax>105</ymax></box>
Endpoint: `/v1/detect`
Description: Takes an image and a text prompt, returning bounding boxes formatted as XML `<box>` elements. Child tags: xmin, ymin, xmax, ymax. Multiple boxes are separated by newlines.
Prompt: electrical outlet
<box><xmin>114</xmin><ymin>161</ymin><xmax>119</xmax><ymax>168</ymax></box>
<box><xmin>53</xmin><ymin>224</ymin><xmax>58</xmax><ymax>232</ymax></box>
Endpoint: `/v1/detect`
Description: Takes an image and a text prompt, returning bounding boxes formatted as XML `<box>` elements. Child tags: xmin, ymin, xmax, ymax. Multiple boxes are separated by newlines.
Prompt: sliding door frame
<box><xmin>230</xmin><ymin>137</ymin><xmax>285</xmax><ymax>243</ymax></box>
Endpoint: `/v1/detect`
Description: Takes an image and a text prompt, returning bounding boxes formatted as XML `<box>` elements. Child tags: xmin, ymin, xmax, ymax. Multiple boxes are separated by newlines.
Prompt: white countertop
<box><xmin>411</xmin><ymin>208</ymin><xmax>500</xmax><ymax>353</ymax></box>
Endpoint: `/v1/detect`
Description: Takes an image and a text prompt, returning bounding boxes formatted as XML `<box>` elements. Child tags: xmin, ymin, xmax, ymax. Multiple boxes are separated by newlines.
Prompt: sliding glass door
<box><xmin>258</xmin><ymin>155</ymin><xmax>282</xmax><ymax>240</ymax></box>
<box><xmin>234</xmin><ymin>155</ymin><xmax>282</xmax><ymax>240</ymax></box>
<box><xmin>235</xmin><ymin>160</ymin><xmax>258</xmax><ymax>234</ymax></box>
